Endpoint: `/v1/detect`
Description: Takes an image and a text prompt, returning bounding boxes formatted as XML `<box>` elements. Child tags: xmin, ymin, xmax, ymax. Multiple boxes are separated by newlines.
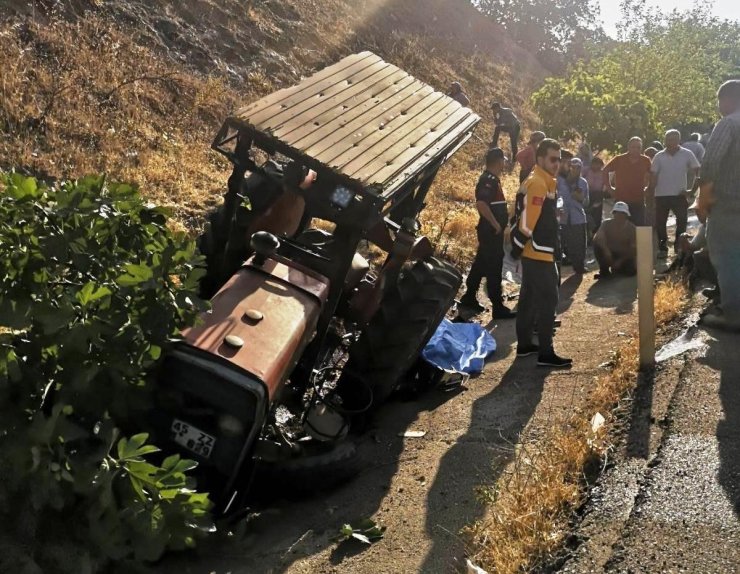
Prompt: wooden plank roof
<box><xmin>230</xmin><ymin>51</ymin><xmax>480</xmax><ymax>197</ymax></box>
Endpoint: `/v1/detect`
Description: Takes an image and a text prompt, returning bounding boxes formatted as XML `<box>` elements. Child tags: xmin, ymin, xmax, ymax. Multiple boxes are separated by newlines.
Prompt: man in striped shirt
<box><xmin>698</xmin><ymin>80</ymin><xmax>740</xmax><ymax>331</ymax></box>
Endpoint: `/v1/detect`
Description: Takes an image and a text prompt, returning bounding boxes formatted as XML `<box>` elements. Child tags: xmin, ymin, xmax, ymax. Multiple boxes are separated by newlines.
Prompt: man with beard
<box><xmin>511</xmin><ymin>139</ymin><xmax>572</xmax><ymax>368</ymax></box>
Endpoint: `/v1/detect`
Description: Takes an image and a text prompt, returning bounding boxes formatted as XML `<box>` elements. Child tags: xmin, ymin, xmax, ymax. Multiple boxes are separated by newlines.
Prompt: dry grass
<box><xmin>466</xmin><ymin>279</ymin><xmax>689</xmax><ymax>573</ymax></box>
<box><xmin>0</xmin><ymin>16</ymin><xmax>242</xmax><ymax>228</ymax></box>
<box><xmin>0</xmin><ymin>1</ymin><xmax>546</xmax><ymax>265</ymax></box>
<box><xmin>654</xmin><ymin>276</ymin><xmax>689</xmax><ymax>325</ymax></box>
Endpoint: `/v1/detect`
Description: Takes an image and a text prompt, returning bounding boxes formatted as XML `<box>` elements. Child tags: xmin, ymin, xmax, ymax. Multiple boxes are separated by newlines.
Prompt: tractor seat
<box><xmin>346</xmin><ymin>252</ymin><xmax>370</xmax><ymax>288</ymax></box>
<box><xmin>294</xmin><ymin>229</ymin><xmax>370</xmax><ymax>289</ymax></box>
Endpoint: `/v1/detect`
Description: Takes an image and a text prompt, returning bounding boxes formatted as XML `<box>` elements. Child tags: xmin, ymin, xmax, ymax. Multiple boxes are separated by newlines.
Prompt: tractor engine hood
<box><xmin>182</xmin><ymin>258</ymin><xmax>330</xmax><ymax>400</ymax></box>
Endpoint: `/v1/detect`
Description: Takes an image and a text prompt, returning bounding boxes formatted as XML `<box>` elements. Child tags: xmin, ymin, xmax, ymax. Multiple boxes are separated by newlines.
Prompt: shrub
<box><xmin>0</xmin><ymin>173</ymin><xmax>212</xmax><ymax>573</ymax></box>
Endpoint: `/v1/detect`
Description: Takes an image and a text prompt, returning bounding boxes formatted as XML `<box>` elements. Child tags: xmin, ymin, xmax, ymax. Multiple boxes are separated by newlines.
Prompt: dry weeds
<box><xmin>466</xmin><ymin>279</ymin><xmax>689</xmax><ymax>573</ymax></box>
<box><xmin>0</xmin><ymin>2</ymin><xmax>544</xmax><ymax>266</ymax></box>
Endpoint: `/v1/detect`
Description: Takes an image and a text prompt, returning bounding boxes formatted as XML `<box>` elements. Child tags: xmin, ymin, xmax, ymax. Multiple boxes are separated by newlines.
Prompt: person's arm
<box><xmin>519</xmin><ymin>180</ymin><xmax>545</xmax><ymax>237</ymax></box>
<box><xmin>476</xmin><ymin>201</ymin><xmax>502</xmax><ymax>234</ymax></box>
<box><xmin>686</xmin><ymin>151</ymin><xmax>701</xmax><ymax>193</ymax></box>
<box><xmin>579</xmin><ymin>179</ymin><xmax>589</xmax><ymax>206</ymax></box>
<box><xmin>648</xmin><ymin>157</ymin><xmax>659</xmax><ymax>195</ymax></box>
<box><xmin>593</xmin><ymin>226</ymin><xmax>606</xmax><ymax>249</ymax></box>
<box><xmin>571</xmin><ymin>186</ymin><xmax>584</xmax><ymax>204</ymax></box>
<box><xmin>602</xmin><ymin>158</ymin><xmax>617</xmax><ymax>194</ymax></box>
<box><xmin>702</xmin><ymin>118</ymin><xmax>732</xmax><ymax>185</ymax></box>
<box><xmin>614</xmin><ymin>226</ymin><xmax>637</xmax><ymax>267</ymax></box>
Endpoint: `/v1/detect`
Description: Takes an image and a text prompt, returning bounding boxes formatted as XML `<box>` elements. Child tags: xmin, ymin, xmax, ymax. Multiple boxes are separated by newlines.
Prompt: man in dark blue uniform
<box><xmin>460</xmin><ymin>147</ymin><xmax>517</xmax><ymax>319</ymax></box>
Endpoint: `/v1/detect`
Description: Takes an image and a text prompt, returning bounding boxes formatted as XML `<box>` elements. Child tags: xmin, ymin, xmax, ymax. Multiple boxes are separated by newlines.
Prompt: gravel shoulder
<box><xmin>160</xmin><ymin>270</ymin><xmax>639</xmax><ymax>574</ymax></box>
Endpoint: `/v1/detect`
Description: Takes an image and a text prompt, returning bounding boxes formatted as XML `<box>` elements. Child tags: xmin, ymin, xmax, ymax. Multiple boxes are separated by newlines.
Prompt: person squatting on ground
<box><xmin>649</xmin><ymin>129</ymin><xmax>701</xmax><ymax>258</ymax></box>
<box><xmin>583</xmin><ymin>156</ymin><xmax>607</xmax><ymax>235</ymax></box>
<box><xmin>593</xmin><ymin>202</ymin><xmax>636</xmax><ymax>279</ymax></box>
<box><xmin>697</xmin><ymin>79</ymin><xmax>740</xmax><ymax>331</ymax></box>
<box><xmin>448</xmin><ymin>81</ymin><xmax>470</xmax><ymax>107</ymax></box>
<box><xmin>557</xmin><ymin>157</ymin><xmax>590</xmax><ymax>274</ymax></box>
<box><xmin>516</xmin><ymin>131</ymin><xmax>546</xmax><ymax>183</ymax></box>
<box><xmin>602</xmin><ymin>136</ymin><xmax>651</xmax><ymax>226</ymax></box>
<box><xmin>491</xmin><ymin>102</ymin><xmax>521</xmax><ymax>160</ymax></box>
<box><xmin>459</xmin><ymin>147</ymin><xmax>517</xmax><ymax>319</ymax></box>
<box><xmin>511</xmin><ymin>138</ymin><xmax>572</xmax><ymax>368</ymax></box>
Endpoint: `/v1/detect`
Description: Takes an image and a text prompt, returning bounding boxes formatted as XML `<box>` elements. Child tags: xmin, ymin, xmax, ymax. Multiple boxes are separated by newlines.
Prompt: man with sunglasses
<box><xmin>513</xmin><ymin>139</ymin><xmax>573</xmax><ymax>368</ymax></box>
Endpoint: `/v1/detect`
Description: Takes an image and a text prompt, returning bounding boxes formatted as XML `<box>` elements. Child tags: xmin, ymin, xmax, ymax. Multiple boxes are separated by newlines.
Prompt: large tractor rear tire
<box><xmin>340</xmin><ymin>257</ymin><xmax>462</xmax><ymax>411</ymax></box>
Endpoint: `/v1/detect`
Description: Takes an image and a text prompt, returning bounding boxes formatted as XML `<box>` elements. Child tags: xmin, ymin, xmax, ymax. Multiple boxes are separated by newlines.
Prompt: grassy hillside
<box><xmin>0</xmin><ymin>0</ymin><xmax>547</xmax><ymax>263</ymax></box>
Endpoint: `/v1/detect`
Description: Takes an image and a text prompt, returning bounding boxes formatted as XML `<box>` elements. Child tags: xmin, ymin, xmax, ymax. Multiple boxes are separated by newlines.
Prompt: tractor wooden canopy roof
<box><xmin>228</xmin><ymin>51</ymin><xmax>480</xmax><ymax>198</ymax></box>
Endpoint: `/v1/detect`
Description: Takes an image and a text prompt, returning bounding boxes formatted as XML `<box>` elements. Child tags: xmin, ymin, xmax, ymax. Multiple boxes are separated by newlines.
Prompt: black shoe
<box><xmin>702</xmin><ymin>286</ymin><xmax>720</xmax><ymax>302</ymax></box>
<box><xmin>492</xmin><ymin>306</ymin><xmax>517</xmax><ymax>319</ymax></box>
<box><xmin>595</xmin><ymin>270</ymin><xmax>612</xmax><ymax>280</ymax></box>
<box><xmin>460</xmin><ymin>299</ymin><xmax>486</xmax><ymax>314</ymax></box>
<box><xmin>517</xmin><ymin>344</ymin><xmax>539</xmax><ymax>357</ymax></box>
<box><xmin>537</xmin><ymin>353</ymin><xmax>573</xmax><ymax>368</ymax></box>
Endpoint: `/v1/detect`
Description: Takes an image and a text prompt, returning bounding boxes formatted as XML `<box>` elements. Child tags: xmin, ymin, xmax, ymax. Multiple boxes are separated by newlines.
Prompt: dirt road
<box><xmin>161</xmin><ymin>269</ymin><xmax>639</xmax><ymax>574</ymax></box>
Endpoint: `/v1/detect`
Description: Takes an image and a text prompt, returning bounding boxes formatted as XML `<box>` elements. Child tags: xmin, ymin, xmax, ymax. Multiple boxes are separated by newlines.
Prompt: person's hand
<box><xmin>697</xmin><ymin>181</ymin><xmax>715</xmax><ymax>223</ymax></box>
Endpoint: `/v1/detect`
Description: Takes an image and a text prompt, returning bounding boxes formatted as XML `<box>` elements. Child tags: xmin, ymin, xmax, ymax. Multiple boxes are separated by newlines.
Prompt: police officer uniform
<box><xmin>460</xmin><ymin>151</ymin><xmax>515</xmax><ymax>317</ymax></box>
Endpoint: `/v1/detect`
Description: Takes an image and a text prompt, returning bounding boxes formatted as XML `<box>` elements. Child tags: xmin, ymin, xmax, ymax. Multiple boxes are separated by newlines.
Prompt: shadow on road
<box><xmin>558</xmin><ymin>272</ymin><xmax>583</xmax><ymax>314</ymax></box>
<box><xmin>419</xmin><ymin>360</ymin><xmax>548</xmax><ymax>572</ymax></box>
<box><xmin>585</xmin><ymin>275</ymin><xmax>637</xmax><ymax>315</ymax></box>
<box><xmin>699</xmin><ymin>332</ymin><xmax>740</xmax><ymax>516</ymax></box>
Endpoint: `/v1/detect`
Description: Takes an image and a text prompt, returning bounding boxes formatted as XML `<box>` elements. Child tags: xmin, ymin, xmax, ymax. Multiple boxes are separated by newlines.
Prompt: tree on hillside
<box><xmin>473</xmin><ymin>0</ymin><xmax>605</xmax><ymax>71</ymax></box>
<box><xmin>530</xmin><ymin>2</ymin><xmax>740</xmax><ymax>151</ymax></box>
<box><xmin>607</xmin><ymin>0</ymin><xmax>740</xmax><ymax>128</ymax></box>
<box><xmin>531</xmin><ymin>66</ymin><xmax>660</xmax><ymax>150</ymax></box>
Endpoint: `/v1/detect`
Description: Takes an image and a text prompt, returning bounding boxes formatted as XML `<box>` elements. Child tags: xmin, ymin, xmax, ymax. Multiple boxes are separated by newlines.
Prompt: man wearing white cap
<box><xmin>592</xmin><ymin>202</ymin><xmax>637</xmax><ymax>279</ymax></box>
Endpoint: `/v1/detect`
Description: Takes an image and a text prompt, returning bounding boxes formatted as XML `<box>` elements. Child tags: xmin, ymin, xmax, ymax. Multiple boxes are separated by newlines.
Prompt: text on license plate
<box><xmin>171</xmin><ymin>419</ymin><xmax>216</xmax><ymax>458</ymax></box>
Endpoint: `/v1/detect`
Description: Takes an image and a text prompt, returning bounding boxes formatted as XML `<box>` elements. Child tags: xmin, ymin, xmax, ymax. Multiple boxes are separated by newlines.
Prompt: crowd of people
<box><xmin>449</xmin><ymin>78</ymin><xmax>740</xmax><ymax>367</ymax></box>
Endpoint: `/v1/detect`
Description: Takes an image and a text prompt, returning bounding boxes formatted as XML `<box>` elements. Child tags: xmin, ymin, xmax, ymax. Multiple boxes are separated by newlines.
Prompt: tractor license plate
<box><xmin>171</xmin><ymin>419</ymin><xmax>215</xmax><ymax>459</ymax></box>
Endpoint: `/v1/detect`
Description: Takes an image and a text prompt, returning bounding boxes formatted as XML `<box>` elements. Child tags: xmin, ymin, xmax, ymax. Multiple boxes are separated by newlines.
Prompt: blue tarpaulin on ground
<box><xmin>421</xmin><ymin>319</ymin><xmax>496</xmax><ymax>374</ymax></box>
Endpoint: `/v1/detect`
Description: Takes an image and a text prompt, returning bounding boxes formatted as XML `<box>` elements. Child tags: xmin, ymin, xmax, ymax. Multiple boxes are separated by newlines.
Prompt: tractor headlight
<box><xmin>330</xmin><ymin>186</ymin><xmax>355</xmax><ymax>209</ymax></box>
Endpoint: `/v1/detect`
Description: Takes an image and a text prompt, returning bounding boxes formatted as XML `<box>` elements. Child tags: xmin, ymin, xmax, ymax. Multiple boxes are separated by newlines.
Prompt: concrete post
<box><xmin>637</xmin><ymin>226</ymin><xmax>655</xmax><ymax>370</ymax></box>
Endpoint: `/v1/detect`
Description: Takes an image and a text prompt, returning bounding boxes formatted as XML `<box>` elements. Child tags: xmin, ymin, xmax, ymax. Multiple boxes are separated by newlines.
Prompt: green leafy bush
<box><xmin>0</xmin><ymin>173</ymin><xmax>212</xmax><ymax>573</ymax></box>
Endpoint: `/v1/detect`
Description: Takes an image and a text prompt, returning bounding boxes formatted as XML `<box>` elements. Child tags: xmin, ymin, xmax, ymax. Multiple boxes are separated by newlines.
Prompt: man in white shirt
<box><xmin>648</xmin><ymin>129</ymin><xmax>701</xmax><ymax>258</ymax></box>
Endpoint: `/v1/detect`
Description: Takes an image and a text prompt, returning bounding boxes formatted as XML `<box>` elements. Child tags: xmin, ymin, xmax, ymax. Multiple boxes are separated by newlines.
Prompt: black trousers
<box><xmin>655</xmin><ymin>195</ymin><xmax>688</xmax><ymax>248</ymax></box>
<box><xmin>564</xmin><ymin>223</ymin><xmax>587</xmax><ymax>273</ymax></box>
<box><xmin>626</xmin><ymin>201</ymin><xmax>646</xmax><ymax>226</ymax></box>
<box><xmin>463</xmin><ymin>225</ymin><xmax>504</xmax><ymax>306</ymax></box>
<box><xmin>516</xmin><ymin>258</ymin><xmax>559</xmax><ymax>355</ymax></box>
<box><xmin>589</xmin><ymin>204</ymin><xmax>603</xmax><ymax>234</ymax></box>
<box><xmin>492</xmin><ymin>123</ymin><xmax>520</xmax><ymax>159</ymax></box>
